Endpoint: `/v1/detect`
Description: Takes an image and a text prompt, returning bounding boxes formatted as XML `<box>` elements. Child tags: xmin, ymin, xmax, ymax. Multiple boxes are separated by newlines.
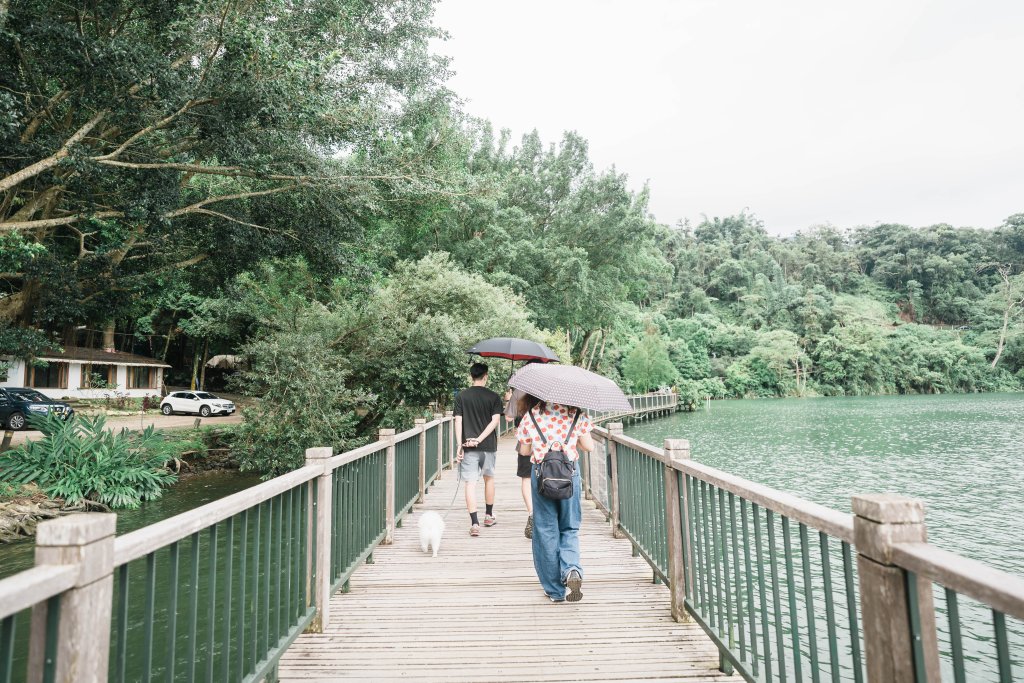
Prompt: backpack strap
<box><xmin>528</xmin><ymin>407</ymin><xmax>582</xmax><ymax>446</ymax></box>
<box><xmin>527</xmin><ymin>408</ymin><xmax>547</xmax><ymax>445</ymax></box>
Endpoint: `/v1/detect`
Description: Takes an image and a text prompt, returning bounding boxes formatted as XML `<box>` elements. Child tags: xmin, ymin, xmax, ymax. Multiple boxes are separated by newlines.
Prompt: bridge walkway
<box><xmin>278</xmin><ymin>435</ymin><xmax>741</xmax><ymax>682</ymax></box>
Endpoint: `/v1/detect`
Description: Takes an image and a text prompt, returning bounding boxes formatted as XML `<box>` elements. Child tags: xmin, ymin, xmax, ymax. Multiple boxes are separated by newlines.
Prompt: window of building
<box><xmin>29</xmin><ymin>362</ymin><xmax>68</xmax><ymax>389</ymax></box>
<box><xmin>127</xmin><ymin>366</ymin><xmax>157</xmax><ymax>389</ymax></box>
<box><xmin>81</xmin><ymin>364</ymin><xmax>115</xmax><ymax>388</ymax></box>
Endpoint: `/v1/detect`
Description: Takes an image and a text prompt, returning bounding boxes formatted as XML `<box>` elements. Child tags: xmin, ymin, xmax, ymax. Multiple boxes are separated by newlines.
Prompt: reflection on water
<box><xmin>626</xmin><ymin>393</ymin><xmax>1024</xmax><ymax>681</ymax></box>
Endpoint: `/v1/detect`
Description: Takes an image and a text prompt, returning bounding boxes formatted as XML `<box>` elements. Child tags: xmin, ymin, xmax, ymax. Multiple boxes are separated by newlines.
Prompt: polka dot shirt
<box><xmin>515</xmin><ymin>403</ymin><xmax>594</xmax><ymax>463</ymax></box>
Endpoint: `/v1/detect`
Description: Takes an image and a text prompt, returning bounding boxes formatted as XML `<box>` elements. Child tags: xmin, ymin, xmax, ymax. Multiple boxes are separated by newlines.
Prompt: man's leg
<box><xmin>482</xmin><ymin>452</ymin><xmax>497</xmax><ymax>526</ymax></box>
<box><xmin>460</xmin><ymin>453</ymin><xmax>482</xmax><ymax>534</ymax></box>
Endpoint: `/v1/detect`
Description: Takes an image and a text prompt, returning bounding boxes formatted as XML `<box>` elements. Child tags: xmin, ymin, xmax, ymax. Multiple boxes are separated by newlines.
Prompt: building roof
<box><xmin>36</xmin><ymin>347</ymin><xmax>172</xmax><ymax>368</ymax></box>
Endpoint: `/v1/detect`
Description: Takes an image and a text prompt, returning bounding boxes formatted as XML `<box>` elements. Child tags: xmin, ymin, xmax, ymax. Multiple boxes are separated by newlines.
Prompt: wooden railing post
<box><xmin>304</xmin><ymin>446</ymin><xmax>333</xmax><ymax>633</ymax></box>
<box><xmin>414</xmin><ymin>418</ymin><xmax>426</xmax><ymax>503</ymax></box>
<box><xmin>853</xmin><ymin>494</ymin><xmax>940</xmax><ymax>682</ymax></box>
<box><xmin>433</xmin><ymin>413</ymin><xmax>443</xmax><ymax>481</ymax></box>
<box><xmin>380</xmin><ymin>428</ymin><xmax>396</xmax><ymax>544</ymax></box>
<box><xmin>581</xmin><ymin>446</ymin><xmax>592</xmax><ymax>500</ymax></box>
<box><xmin>29</xmin><ymin>513</ymin><xmax>116</xmax><ymax>683</ymax></box>
<box><xmin>444</xmin><ymin>411</ymin><xmax>454</xmax><ymax>469</ymax></box>
<box><xmin>663</xmin><ymin>439</ymin><xmax>691</xmax><ymax>623</ymax></box>
<box><xmin>607</xmin><ymin>422</ymin><xmax>625</xmax><ymax>538</ymax></box>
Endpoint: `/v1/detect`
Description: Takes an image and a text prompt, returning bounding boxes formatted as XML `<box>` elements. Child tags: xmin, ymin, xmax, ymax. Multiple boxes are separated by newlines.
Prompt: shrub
<box><xmin>0</xmin><ymin>414</ymin><xmax>178</xmax><ymax>509</ymax></box>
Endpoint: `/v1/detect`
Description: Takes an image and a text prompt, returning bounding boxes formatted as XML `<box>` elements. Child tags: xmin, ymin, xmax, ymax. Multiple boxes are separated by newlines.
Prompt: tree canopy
<box><xmin>2</xmin><ymin>1</ymin><xmax>1023</xmax><ymax>472</ymax></box>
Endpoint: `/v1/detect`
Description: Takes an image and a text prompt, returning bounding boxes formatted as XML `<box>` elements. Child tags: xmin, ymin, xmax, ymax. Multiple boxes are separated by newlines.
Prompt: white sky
<box><xmin>431</xmin><ymin>0</ymin><xmax>1024</xmax><ymax>235</ymax></box>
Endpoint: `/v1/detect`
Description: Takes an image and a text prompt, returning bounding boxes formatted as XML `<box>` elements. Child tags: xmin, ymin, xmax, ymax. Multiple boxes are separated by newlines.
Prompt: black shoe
<box><xmin>565</xmin><ymin>569</ymin><xmax>583</xmax><ymax>602</ymax></box>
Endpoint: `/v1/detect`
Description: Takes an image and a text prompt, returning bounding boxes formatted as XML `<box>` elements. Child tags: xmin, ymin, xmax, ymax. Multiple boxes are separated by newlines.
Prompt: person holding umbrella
<box><xmin>468</xmin><ymin>338</ymin><xmax>561</xmax><ymax>540</ymax></box>
<box><xmin>454</xmin><ymin>362</ymin><xmax>504</xmax><ymax>536</ymax></box>
<box><xmin>510</xmin><ymin>363</ymin><xmax>632</xmax><ymax>603</ymax></box>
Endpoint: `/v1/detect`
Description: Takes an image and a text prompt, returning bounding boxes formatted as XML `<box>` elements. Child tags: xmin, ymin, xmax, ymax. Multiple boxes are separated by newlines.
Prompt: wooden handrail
<box><xmin>891</xmin><ymin>541</ymin><xmax>1024</xmax><ymax>621</ymax></box>
<box><xmin>0</xmin><ymin>564</ymin><xmax>77</xmax><ymax>620</ymax></box>
<box><xmin>114</xmin><ymin>464</ymin><xmax>321</xmax><ymax>565</ymax></box>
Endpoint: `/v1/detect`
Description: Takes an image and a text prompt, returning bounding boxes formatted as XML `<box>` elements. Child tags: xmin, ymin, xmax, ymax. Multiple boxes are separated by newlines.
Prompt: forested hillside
<box><xmin>2</xmin><ymin>1</ymin><xmax>1022</xmax><ymax>463</ymax></box>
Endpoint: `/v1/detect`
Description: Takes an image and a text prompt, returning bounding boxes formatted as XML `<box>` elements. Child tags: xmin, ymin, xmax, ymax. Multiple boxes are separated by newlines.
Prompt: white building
<box><xmin>0</xmin><ymin>347</ymin><xmax>171</xmax><ymax>400</ymax></box>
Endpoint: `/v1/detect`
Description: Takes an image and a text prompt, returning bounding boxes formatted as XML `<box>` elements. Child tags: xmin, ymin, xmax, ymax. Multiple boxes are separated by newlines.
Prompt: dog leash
<box><xmin>440</xmin><ymin>458</ymin><xmax>463</xmax><ymax>521</ymax></box>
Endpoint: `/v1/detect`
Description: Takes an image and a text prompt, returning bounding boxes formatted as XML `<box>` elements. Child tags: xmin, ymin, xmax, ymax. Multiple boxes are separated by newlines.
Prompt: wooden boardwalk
<box><xmin>279</xmin><ymin>436</ymin><xmax>742</xmax><ymax>683</ymax></box>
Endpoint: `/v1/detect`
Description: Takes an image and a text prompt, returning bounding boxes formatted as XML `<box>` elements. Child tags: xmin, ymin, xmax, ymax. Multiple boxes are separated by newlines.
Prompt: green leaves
<box><xmin>0</xmin><ymin>414</ymin><xmax>177</xmax><ymax>509</ymax></box>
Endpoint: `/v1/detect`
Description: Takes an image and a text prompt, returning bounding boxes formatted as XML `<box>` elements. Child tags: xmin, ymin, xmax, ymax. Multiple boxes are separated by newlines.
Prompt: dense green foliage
<box><xmin>3</xmin><ymin>1</ymin><xmax>1023</xmax><ymax>474</ymax></box>
<box><xmin>0</xmin><ymin>414</ymin><xmax>178</xmax><ymax>508</ymax></box>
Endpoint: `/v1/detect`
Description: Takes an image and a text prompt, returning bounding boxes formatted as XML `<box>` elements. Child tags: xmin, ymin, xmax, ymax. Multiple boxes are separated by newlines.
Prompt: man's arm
<box><xmin>465</xmin><ymin>414</ymin><xmax>500</xmax><ymax>447</ymax></box>
<box><xmin>455</xmin><ymin>416</ymin><xmax>464</xmax><ymax>461</ymax></box>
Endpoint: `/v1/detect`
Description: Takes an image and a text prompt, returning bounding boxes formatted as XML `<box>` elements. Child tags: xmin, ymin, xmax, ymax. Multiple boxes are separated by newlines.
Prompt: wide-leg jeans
<box><xmin>530</xmin><ymin>464</ymin><xmax>583</xmax><ymax>600</ymax></box>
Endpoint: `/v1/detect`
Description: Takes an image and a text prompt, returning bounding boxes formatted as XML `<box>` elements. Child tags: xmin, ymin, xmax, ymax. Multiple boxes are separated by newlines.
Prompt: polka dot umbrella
<box><xmin>508</xmin><ymin>363</ymin><xmax>631</xmax><ymax>412</ymax></box>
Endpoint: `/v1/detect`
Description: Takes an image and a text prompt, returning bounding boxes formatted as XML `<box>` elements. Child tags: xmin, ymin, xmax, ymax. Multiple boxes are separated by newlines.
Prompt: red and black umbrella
<box><xmin>467</xmin><ymin>337</ymin><xmax>560</xmax><ymax>363</ymax></box>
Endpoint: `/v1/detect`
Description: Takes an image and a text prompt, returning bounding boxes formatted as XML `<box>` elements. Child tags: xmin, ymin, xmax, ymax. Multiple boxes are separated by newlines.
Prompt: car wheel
<box><xmin>161</xmin><ymin>404</ymin><xmax>173</xmax><ymax>416</ymax></box>
<box><xmin>199</xmin><ymin>405</ymin><xmax>211</xmax><ymax>417</ymax></box>
<box><xmin>6</xmin><ymin>412</ymin><xmax>26</xmax><ymax>430</ymax></box>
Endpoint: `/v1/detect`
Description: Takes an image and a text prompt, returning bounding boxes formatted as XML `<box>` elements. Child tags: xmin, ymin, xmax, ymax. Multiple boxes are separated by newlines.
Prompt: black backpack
<box><xmin>528</xmin><ymin>408</ymin><xmax>581</xmax><ymax>500</ymax></box>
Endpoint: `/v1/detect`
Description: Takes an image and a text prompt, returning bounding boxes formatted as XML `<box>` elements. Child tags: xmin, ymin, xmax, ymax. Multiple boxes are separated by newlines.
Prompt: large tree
<box><xmin>0</xmin><ymin>0</ymin><xmax>453</xmax><ymax>336</ymax></box>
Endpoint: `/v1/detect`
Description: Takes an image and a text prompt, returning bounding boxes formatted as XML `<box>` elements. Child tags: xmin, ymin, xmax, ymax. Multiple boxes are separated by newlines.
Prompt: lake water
<box><xmin>625</xmin><ymin>393</ymin><xmax>1024</xmax><ymax>575</ymax></box>
<box><xmin>625</xmin><ymin>392</ymin><xmax>1024</xmax><ymax>680</ymax></box>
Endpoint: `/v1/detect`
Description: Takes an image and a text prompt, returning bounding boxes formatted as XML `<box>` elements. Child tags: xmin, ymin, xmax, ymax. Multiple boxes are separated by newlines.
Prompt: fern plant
<box><xmin>0</xmin><ymin>414</ymin><xmax>178</xmax><ymax>509</ymax></box>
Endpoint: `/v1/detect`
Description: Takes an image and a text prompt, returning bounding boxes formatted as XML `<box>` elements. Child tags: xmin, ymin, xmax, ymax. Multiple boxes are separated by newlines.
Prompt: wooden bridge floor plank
<box><xmin>278</xmin><ymin>436</ymin><xmax>742</xmax><ymax>683</ymax></box>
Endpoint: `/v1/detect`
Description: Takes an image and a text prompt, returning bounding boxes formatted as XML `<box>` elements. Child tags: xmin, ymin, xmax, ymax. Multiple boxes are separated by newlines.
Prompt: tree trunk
<box><xmin>992</xmin><ymin>307</ymin><xmax>1010</xmax><ymax>368</ymax></box>
<box><xmin>199</xmin><ymin>338</ymin><xmax>210</xmax><ymax>390</ymax></box>
<box><xmin>102</xmin><ymin>322</ymin><xmax>115</xmax><ymax>352</ymax></box>
<box><xmin>586</xmin><ymin>329</ymin><xmax>603</xmax><ymax>370</ymax></box>
<box><xmin>577</xmin><ymin>329</ymin><xmax>595</xmax><ymax>367</ymax></box>
<box><xmin>161</xmin><ymin>314</ymin><xmax>177</xmax><ymax>361</ymax></box>
<box><xmin>190</xmin><ymin>345</ymin><xmax>200</xmax><ymax>391</ymax></box>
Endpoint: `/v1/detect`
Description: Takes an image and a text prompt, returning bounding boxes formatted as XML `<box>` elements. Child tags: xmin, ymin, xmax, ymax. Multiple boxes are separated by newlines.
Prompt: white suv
<box><xmin>160</xmin><ymin>391</ymin><xmax>236</xmax><ymax>417</ymax></box>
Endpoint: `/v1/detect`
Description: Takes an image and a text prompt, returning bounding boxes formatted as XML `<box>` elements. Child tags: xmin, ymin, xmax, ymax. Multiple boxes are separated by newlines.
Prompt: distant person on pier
<box><xmin>454</xmin><ymin>362</ymin><xmax>503</xmax><ymax>536</ymax></box>
<box><xmin>515</xmin><ymin>394</ymin><xmax>595</xmax><ymax>603</ymax></box>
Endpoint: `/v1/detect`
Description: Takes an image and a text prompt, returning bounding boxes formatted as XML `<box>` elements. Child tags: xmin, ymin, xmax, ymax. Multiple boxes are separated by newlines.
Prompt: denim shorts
<box><xmin>459</xmin><ymin>451</ymin><xmax>497</xmax><ymax>481</ymax></box>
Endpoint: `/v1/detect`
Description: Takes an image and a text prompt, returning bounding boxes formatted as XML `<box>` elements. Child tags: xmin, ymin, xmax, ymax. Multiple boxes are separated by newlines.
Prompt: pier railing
<box><xmin>586</xmin><ymin>423</ymin><xmax>1024</xmax><ymax>682</ymax></box>
<box><xmin>499</xmin><ymin>391</ymin><xmax>679</xmax><ymax>436</ymax></box>
<box><xmin>0</xmin><ymin>412</ymin><xmax>456</xmax><ymax>683</ymax></box>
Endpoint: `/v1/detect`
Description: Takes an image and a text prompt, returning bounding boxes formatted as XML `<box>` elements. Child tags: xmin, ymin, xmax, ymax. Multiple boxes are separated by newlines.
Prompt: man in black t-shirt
<box><xmin>453</xmin><ymin>362</ymin><xmax>503</xmax><ymax>536</ymax></box>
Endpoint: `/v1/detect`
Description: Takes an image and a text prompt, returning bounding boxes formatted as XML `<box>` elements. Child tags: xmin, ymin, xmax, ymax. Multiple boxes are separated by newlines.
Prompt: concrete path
<box><xmin>3</xmin><ymin>411</ymin><xmax>243</xmax><ymax>446</ymax></box>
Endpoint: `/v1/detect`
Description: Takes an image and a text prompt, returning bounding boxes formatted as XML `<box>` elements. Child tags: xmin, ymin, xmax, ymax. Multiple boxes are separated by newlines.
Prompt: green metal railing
<box><xmin>926</xmin><ymin>585</ymin><xmax>1023</xmax><ymax>683</ymax></box>
<box><xmin>394</xmin><ymin>431</ymin><xmax>421</xmax><ymax>519</ymax></box>
<box><xmin>425</xmin><ymin>424</ymin><xmax>439</xmax><ymax>485</ymax></box>
<box><xmin>593</xmin><ymin>424</ymin><xmax>1024</xmax><ymax>683</ymax></box>
<box><xmin>681</xmin><ymin>473</ymin><xmax>865</xmax><ymax>682</ymax></box>
<box><xmin>330</xmin><ymin>449</ymin><xmax>387</xmax><ymax>592</ymax></box>
<box><xmin>894</xmin><ymin>544</ymin><xmax>1024</xmax><ymax>682</ymax></box>
<box><xmin>110</xmin><ymin>483</ymin><xmax>313</xmax><ymax>683</ymax></box>
<box><xmin>442</xmin><ymin>421</ymin><xmax>452</xmax><ymax>467</ymax></box>
<box><xmin>615</xmin><ymin>443</ymin><xmax>668</xmax><ymax>581</ymax></box>
<box><xmin>0</xmin><ymin>414</ymin><xmax>458</xmax><ymax>683</ymax></box>
<box><xmin>1</xmin><ymin>599</ymin><xmax>62</xmax><ymax>683</ymax></box>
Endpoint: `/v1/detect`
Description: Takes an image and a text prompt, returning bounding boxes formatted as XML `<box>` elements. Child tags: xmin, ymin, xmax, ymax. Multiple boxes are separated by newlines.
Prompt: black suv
<box><xmin>0</xmin><ymin>388</ymin><xmax>74</xmax><ymax>430</ymax></box>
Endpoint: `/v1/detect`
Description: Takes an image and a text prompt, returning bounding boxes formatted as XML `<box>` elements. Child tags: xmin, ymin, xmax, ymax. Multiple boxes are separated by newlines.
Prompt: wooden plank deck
<box><xmin>278</xmin><ymin>436</ymin><xmax>742</xmax><ymax>683</ymax></box>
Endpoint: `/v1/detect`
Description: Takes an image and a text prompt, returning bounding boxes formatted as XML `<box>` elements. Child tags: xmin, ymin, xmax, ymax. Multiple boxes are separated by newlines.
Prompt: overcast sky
<box><xmin>431</xmin><ymin>0</ymin><xmax>1024</xmax><ymax>235</ymax></box>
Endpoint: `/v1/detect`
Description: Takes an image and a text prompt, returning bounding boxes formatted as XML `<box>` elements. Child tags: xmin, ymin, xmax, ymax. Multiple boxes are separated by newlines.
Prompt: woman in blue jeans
<box><xmin>515</xmin><ymin>396</ymin><xmax>596</xmax><ymax>602</ymax></box>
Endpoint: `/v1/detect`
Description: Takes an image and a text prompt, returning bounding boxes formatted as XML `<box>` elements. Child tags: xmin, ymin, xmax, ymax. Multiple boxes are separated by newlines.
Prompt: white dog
<box><xmin>417</xmin><ymin>510</ymin><xmax>445</xmax><ymax>557</ymax></box>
